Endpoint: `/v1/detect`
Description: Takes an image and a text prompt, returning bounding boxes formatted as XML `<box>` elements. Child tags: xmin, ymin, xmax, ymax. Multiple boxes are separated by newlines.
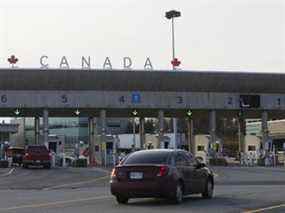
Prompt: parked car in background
<box><xmin>110</xmin><ymin>149</ymin><xmax>214</xmax><ymax>204</ymax></box>
<box><xmin>64</xmin><ymin>155</ymin><xmax>75</xmax><ymax>167</ymax></box>
<box><xmin>23</xmin><ymin>145</ymin><xmax>52</xmax><ymax>169</ymax></box>
<box><xmin>7</xmin><ymin>147</ymin><xmax>25</xmax><ymax>166</ymax></box>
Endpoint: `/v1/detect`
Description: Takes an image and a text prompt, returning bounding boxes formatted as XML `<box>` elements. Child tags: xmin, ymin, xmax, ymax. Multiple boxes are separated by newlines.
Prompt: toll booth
<box><xmin>193</xmin><ymin>135</ymin><xmax>210</xmax><ymax>163</ymax></box>
<box><xmin>244</xmin><ymin>135</ymin><xmax>260</xmax><ymax>157</ymax></box>
<box><xmin>44</xmin><ymin>135</ymin><xmax>65</xmax><ymax>167</ymax></box>
<box><xmin>94</xmin><ymin>135</ymin><xmax>116</xmax><ymax>167</ymax></box>
<box><xmin>0</xmin><ymin>123</ymin><xmax>19</xmax><ymax>160</ymax></box>
<box><xmin>44</xmin><ymin>135</ymin><xmax>65</xmax><ymax>154</ymax></box>
<box><xmin>272</xmin><ymin>139</ymin><xmax>285</xmax><ymax>165</ymax></box>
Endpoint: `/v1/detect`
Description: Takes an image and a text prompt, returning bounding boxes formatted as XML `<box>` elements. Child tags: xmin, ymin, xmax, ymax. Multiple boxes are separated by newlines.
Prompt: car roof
<box><xmin>133</xmin><ymin>149</ymin><xmax>194</xmax><ymax>158</ymax></box>
<box><xmin>8</xmin><ymin>146</ymin><xmax>24</xmax><ymax>150</ymax></box>
<box><xmin>132</xmin><ymin>149</ymin><xmax>190</xmax><ymax>155</ymax></box>
<box><xmin>134</xmin><ymin>149</ymin><xmax>175</xmax><ymax>154</ymax></box>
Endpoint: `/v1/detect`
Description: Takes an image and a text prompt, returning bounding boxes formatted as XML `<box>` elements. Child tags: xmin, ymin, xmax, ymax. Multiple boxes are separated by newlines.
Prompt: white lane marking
<box><xmin>0</xmin><ymin>168</ymin><xmax>15</xmax><ymax>177</ymax></box>
<box><xmin>91</xmin><ymin>167</ymin><xmax>112</xmax><ymax>174</ymax></box>
<box><xmin>0</xmin><ymin>195</ymin><xmax>112</xmax><ymax>211</ymax></box>
<box><xmin>43</xmin><ymin>175</ymin><xmax>109</xmax><ymax>190</ymax></box>
<box><xmin>244</xmin><ymin>203</ymin><xmax>285</xmax><ymax>213</ymax></box>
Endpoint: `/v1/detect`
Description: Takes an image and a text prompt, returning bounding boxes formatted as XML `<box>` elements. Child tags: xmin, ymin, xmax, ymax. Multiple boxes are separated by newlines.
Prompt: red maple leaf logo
<box><xmin>8</xmin><ymin>55</ymin><xmax>18</xmax><ymax>66</ymax></box>
<box><xmin>171</xmin><ymin>58</ymin><xmax>181</xmax><ymax>67</ymax></box>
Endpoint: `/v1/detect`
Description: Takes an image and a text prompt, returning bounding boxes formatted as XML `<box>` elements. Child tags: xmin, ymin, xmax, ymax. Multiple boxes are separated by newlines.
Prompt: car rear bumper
<box><xmin>110</xmin><ymin>178</ymin><xmax>176</xmax><ymax>198</ymax></box>
<box><xmin>23</xmin><ymin>160</ymin><xmax>50</xmax><ymax>165</ymax></box>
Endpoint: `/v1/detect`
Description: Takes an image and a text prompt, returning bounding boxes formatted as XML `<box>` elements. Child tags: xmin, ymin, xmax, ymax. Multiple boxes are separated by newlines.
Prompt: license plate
<box><xmin>36</xmin><ymin>160</ymin><xmax>40</xmax><ymax>163</ymax></box>
<box><xmin>129</xmin><ymin>172</ymin><xmax>143</xmax><ymax>180</ymax></box>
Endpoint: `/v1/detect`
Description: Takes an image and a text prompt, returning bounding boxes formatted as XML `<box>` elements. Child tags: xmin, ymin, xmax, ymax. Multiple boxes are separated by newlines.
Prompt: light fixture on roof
<box><xmin>74</xmin><ymin>109</ymin><xmax>80</xmax><ymax>116</ymax></box>
<box><xmin>132</xmin><ymin>110</ymin><xmax>138</xmax><ymax>116</ymax></box>
<box><xmin>186</xmin><ymin>109</ymin><xmax>192</xmax><ymax>117</ymax></box>
<box><xmin>14</xmin><ymin>109</ymin><xmax>20</xmax><ymax>116</ymax></box>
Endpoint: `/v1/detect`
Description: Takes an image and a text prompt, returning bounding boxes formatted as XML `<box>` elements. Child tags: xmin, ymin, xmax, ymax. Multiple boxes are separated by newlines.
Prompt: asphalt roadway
<box><xmin>0</xmin><ymin>166</ymin><xmax>285</xmax><ymax>213</ymax></box>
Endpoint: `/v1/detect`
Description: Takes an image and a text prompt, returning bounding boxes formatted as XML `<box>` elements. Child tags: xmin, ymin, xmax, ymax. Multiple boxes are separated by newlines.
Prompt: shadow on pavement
<box><xmin>126</xmin><ymin>195</ymin><xmax>249</xmax><ymax>208</ymax></box>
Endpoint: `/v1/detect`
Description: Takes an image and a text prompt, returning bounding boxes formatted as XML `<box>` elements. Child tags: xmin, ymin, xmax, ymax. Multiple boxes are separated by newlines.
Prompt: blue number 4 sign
<box><xmin>132</xmin><ymin>92</ymin><xmax>141</xmax><ymax>104</ymax></box>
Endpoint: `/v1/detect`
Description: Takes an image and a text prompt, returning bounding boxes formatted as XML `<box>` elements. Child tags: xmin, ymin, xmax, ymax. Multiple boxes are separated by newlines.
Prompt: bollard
<box><xmin>62</xmin><ymin>153</ymin><xmax>66</xmax><ymax>168</ymax></box>
<box><xmin>51</xmin><ymin>153</ymin><xmax>56</xmax><ymax>168</ymax></box>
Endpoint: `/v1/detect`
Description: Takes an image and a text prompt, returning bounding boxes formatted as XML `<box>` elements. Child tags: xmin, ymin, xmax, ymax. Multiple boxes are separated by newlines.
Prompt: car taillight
<box><xmin>48</xmin><ymin>153</ymin><xmax>52</xmax><ymax>160</ymax></box>
<box><xmin>157</xmin><ymin>165</ymin><xmax>169</xmax><ymax>177</ymax></box>
<box><xmin>111</xmin><ymin>168</ymin><xmax>118</xmax><ymax>178</ymax></box>
<box><xmin>24</xmin><ymin>153</ymin><xmax>30</xmax><ymax>159</ymax></box>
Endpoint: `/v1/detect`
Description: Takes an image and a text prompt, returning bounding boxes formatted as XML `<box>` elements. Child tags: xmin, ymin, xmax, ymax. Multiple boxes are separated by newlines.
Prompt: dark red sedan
<box><xmin>110</xmin><ymin>149</ymin><xmax>214</xmax><ymax>204</ymax></box>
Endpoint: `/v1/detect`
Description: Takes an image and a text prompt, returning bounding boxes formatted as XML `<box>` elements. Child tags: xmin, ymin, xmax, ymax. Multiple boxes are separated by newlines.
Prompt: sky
<box><xmin>0</xmin><ymin>0</ymin><xmax>284</xmax><ymax>123</ymax></box>
<box><xmin>0</xmin><ymin>0</ymin><xmax>284</xmax><ymax>72</ymax></box>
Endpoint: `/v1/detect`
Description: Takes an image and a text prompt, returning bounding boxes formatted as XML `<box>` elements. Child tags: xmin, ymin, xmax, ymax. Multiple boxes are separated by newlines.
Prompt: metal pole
<box><xmin>171</xmin><ymin>17</ymin><xmax>175</xmax><ymax>69</ymax></box>
<box><xmin>171</xmin><ymin>17</ymin><xmax>178</xmax><ymax>150</ymax></box>
<box><xmin>132</xmin><ymin>117</ymin><xmax>136</xmax><ymax>151</ymax></box>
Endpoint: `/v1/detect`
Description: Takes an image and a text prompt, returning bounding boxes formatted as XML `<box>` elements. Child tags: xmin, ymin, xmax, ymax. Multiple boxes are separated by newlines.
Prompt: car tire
<box><xmin>44</xmin><ymin>164</ymin><xmax>51</xmax><ymax>169</ymax></box>
<box><xmin>172</xmin><ymin>182</ymin><xmax>183</xmax><ymax>204</ymax></box>
<box><xmin>116</xmin><ymin>195</ymin><xmax>129</xmax><ymax>204</ymax></box>
<box><xmin>23</xmin><ymin>164</ymin><xmax>28</xmax><ymax>169</ymax></box>
<box><xmin>202</xmin><ymin>178</ymin><xmax>214</xmax><ymax>199</ymax></box>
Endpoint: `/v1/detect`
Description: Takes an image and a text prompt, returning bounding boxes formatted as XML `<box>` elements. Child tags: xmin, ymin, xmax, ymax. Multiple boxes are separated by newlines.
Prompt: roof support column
<box><xmin>261</xmin><ymin>111</ymin><xmax>269</xmax><ymax>152</ymax></box>
<box><xmin>139</xmin><ymin>117</ymin><xmax>145</xmax><ymax>150</ymax></box>
<box><xmin>100</xmin><ymin>110</ymin><xmax>106</xmax><ymax>167</ymax></box>
<box><xmin>209</xmin><ymin>110</ymin><xmax>216</xmax><ymax>156</ymax></box>
<box><xmin>186</xmin><ymin>117</ymin><xmax>194</xmax><ymax>154</ymax></box>
<box><xmin>158</xmin><ymin>110</ymin><xmax>164</xmax><ymax>148</ymax></box>
<box><xmin>34</xmin><ymin>116</ymin><xmax>40</xmax><ymax>145</ymax></box>
<box><xmin>43</xmin><ymin>109</ymin><xmax>49</xmax><ymax>146</ymax></box>
<box><xmin>88</xmin><ymin>117</ymin><xmax>96</xmax><ymax>167</ymax></box>
<box><xmin>238</xmin><ymin>111</ymin><xmax>246</xmax><ymax>154</ymax></box>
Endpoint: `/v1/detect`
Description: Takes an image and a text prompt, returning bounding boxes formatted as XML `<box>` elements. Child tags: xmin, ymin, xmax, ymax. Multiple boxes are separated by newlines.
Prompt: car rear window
<box><xmin>123</xmin><ymin>151</ymin><xmax>170</xmax><ymax>165</ymax></box>
<box><xmin>27</xmin><ymin>146</ymin><xmax>48</xmax><ymax>153</ymax></box>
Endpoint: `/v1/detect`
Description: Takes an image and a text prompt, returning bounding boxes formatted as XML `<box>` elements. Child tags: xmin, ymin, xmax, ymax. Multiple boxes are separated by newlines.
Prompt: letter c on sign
<box><xmin>40</xmin><ymin>55</ymin><xmax>49</xmax><ymax>68</ymax></box>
